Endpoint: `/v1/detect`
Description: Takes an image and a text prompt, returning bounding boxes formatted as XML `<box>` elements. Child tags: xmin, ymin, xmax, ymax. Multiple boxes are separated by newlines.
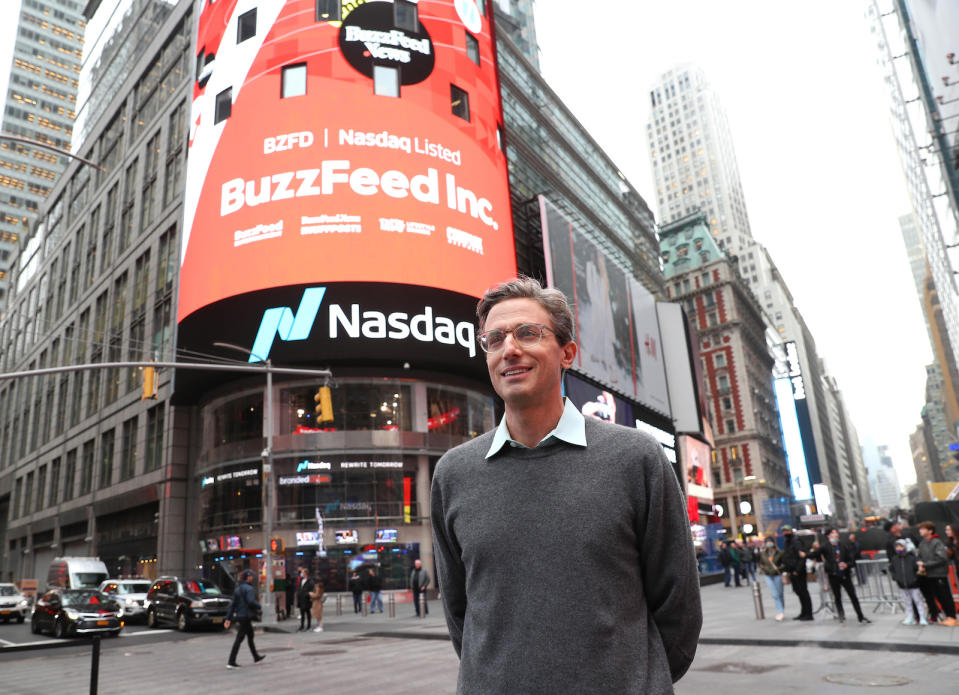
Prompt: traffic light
<box><xmin>314</xmin><ymin>385</ymin><xmax>333</xmax><ymax>423</ymax></box>
<box><xmin>269</xmin><ymin>537</ymin><xmax>284</xmax><ymax>553</ymax></box>
<box><xmin>141</xmin><ymin>366</ymin><xmax>157</xmax><ymax>400</ymax></box>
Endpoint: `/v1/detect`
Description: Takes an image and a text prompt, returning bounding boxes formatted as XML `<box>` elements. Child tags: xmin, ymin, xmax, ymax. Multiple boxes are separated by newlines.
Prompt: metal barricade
<box><xmin>814</xmin><ymin>558</ymin><xmax>902</xmax><ymax>617</ymax></box>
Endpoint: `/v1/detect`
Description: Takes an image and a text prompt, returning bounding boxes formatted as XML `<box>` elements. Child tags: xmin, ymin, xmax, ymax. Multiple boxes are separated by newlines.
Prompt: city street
<box><xmin>2</xmin><ymin>583</ymin><xmax>959</xmax><ymax>693</ymax></box>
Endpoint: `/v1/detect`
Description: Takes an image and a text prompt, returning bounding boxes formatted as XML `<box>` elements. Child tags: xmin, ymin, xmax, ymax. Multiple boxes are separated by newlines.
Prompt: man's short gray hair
<box><xmin>476</xmin><ymin>276</ymin><xmax>575</xmax><ymax>346</ymax></box>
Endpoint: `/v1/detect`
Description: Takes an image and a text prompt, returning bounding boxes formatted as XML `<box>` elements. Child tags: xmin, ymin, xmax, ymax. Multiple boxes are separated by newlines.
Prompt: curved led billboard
<box><xmin>177</xmin><ymin>0</ymin><xmax>514</xmax><ymax>383</ymax></box>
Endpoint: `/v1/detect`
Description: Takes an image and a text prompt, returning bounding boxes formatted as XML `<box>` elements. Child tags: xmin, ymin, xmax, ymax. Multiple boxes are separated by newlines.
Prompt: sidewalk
<box><xmin>283</xmin><ymin>582</ymin><xmax>959</xmax><ymax>656</ymax></box>
<box><xmin>699</xmin><ymin>579</ymin><xmax>959</xmax><ymax>654</ymax></box>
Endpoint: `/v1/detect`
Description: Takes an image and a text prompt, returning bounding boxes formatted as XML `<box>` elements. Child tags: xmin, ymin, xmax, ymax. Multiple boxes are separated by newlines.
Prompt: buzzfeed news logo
<box><xmin>248</xmin><ymin>287</ymin><xmax>476</xmax><ymax>361</ymax></box>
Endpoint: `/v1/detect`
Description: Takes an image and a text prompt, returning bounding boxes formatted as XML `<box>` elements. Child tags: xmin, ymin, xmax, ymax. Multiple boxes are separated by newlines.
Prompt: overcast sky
<box><xmin>535</xmin><ymin>1</ymin><xmax>928</xmax><ymax>488</ymax></box>
<box><xmin>0</xmin><ymin>1</ymin><xmax>927</xmax><ymax>488</ymax></box>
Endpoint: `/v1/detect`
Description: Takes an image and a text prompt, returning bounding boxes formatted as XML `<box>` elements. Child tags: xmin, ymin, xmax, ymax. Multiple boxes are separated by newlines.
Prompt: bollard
<box><xmin>90</xmin><ymin>635</ymin><xmax>101</xmax><ymax>695</ymax></box>
<box><xmin>418</xmin><ymin>592</ymin><xmax>426</xmax><ymax>618</ymax></box>
<box><xmin>362</xmin><ymin>593</ymin><xmax>369</xmax><ymax>616</ymax></box>
<box><xmin>336</xmin><ymin>594</ymin><xmax>342</xmax><ymax>616</ymax></box>
<box><xmin>752</xmin><ymin>582</ymin><xmax>765</xmax><ymax>620</ymax></box>
<box><xmin>388</xmin><ymin>592</ymin><xmax>396</xmax><ymax>618</ymax></box>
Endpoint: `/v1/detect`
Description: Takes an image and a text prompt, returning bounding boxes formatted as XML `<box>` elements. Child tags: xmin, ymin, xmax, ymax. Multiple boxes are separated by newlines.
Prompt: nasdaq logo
<box><xmin>249</xmin><ymin>287</ymin><xmax>327</xmax><ymax>362</ymax></box>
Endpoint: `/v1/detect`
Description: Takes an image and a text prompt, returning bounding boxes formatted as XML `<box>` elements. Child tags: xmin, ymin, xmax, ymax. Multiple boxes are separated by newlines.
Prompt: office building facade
<box><xmin>1</xmin><ymin>1</ymin><xmax>684</xmax><ymax>590</ymax></box>
<box><xmin>0</xmin><ymin>0</ymin><xmax>86</xmax><ymax>312</ymax></box>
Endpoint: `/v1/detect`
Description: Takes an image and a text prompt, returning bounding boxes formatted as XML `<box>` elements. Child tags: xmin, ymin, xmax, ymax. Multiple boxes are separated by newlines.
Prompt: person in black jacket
<box><xmin>224</xmin><ymin>569</ymin><xmax>266</xmax><ymax>669</ymax></box>
<box><xmin>890</xmin><ymin>538</ymin><xmax>928</xmax><ymax>625</ymax></box>
<box><xmin>294</xmin><ymin>566</ymin><xmax>315</xmax><ymax>631</ymax></box>
<box><xmin>811</xmin><ymin>528</ymin><xmax>870</xmax><ymax>624</ymax></box>
<box><xmin>366</xmin><ymin>567</ymin><xmax>383</xmax><ymax>613</ymax></box>
<box><xmin>781</xmin><ymin>526</ymin><xmax>813</xmax><ymax>620</ymax></box>
<box><xmin>348</xmin><ymin>571</ymin><xmax>364</xmax><ymax>614</ymax></box>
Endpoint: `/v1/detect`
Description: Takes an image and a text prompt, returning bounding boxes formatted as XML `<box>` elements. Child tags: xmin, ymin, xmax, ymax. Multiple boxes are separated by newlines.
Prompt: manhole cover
<box><xmin>258</xmin><ymin>647</ymin><xmax>294</xmax><ymax>653</ymax></box>
<box><xmin>300</xmin><ymin>649</ymin><xmax>348</xmax><ymax>656</ymax></box>
<box><xmin>824</xmin><ymin>674</ymin><xmax>911</xmax><ymax>687</ymax></box>
<box><xmin>698</xmin><ymin>663</ymin><xmax>784</xmax><ymax>675</ymax></box>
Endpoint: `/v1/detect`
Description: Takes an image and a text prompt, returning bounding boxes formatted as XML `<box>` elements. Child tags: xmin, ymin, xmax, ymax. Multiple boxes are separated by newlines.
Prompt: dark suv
<box><xmin>145</xmin><ymin>577</ymin><xmax>230</xmax><ymax>631</ymax></box>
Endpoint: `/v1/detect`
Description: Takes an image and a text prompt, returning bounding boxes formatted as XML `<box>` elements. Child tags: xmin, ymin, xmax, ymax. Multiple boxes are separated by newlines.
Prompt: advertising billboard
<box><xmin>539</xmin><ymin>196</ymin><xmax>670</xmax><ymax>415</ymax></box>
<box><xmin>565</xmin><ymin>372</ymin><xmax>677</xmax><ymax>471</ymax></box>
<box><xmin>177</xmin><ymin>1</ymin><xmax>514</xmax><ymax>384</ymax></box>
<box><xmin>774</xmin><ymin>376</ymin><xmax>813</xmax><ymax>501</ymax></box>
<box><xmin>680</xmin><ymin>435</ymin><xmax>714</xmax><ymax>523</ymax></box>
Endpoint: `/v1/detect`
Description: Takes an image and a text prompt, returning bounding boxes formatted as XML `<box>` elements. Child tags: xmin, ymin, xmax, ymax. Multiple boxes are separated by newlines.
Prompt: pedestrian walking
<box><xmin>349</xmin><ymin>571</ymin><xmax>364</xmax><ymax>614</ymax></box>
<box><xmin>890</xmin><ymin>538</ymin><xmax>928</xmax><ymax>625</ymax></box>
<box><xmin>719</xmin><ymin>541</ymin><xmax>734</xmax><ymax>587</ymax></box>
<box><xmin>916</xmin><ymin>521</ymin><xmax>959</xmax><ymax>626</ymax></box>
<box><xmin>308</xmin><ymin>580</ymin><xmax>325</xmax><ymax>632</ymax></box>
<box><xmin>366</xmin><ymin>568</ymin><xmax>383</xmax><ymax>613</ymax></box>
<box><xmin>224</xmin><ymin>569</ymin><xmax>266</xmax><ymax>669</ymax></box>
<box><xmin>294</xmin><ymin>566</ymin><xmax>315</xmax><ymax>631</ymax></box>
<box><xmin>431</xmin><ymin>277</ymin><xmax>701</xmax><ymax>693</ymax></box>
<box><xmin>810</xmin><ymin>527</ymin><xmax>870</xmax><ymax>624</ymax></box>
<box><xmin>782</xmin><ymin>525</ymin><xmax>813</xmax><ymax>620</ymax></box>
<box><xmin>729</xmin><ymin>541</ymin><xmax>744</xmax><ymax>587</ymax></box>
<box><xmin>742</xmin><ymin>540</ymin><xmax>758</xmax><ymax>585</ymax></box>
<box><xmin>410</xmin><ymin>558</ymin><xmax>431</xmax><ymax>616</ymax></box>
<box><xmin>759</xmin><ymin>536</ymin><xmax>786</xmax><ymax>621</ymax></box>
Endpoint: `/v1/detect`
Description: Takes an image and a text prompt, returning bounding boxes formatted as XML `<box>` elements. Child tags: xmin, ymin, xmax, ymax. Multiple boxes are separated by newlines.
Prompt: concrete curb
<box><xmin>0</xmin><ymin>637</ymin><xmax>91</xmax><ymax>653</ymax></box>
<box><xmin>698</xmin><ymin>636</ymin><xmax>959</xmax><ymax>655</ymax></box>
<box><xmin>360</xmin><ymin>630</ymin><xmax>451</xmax><ymax>641</ymax></box>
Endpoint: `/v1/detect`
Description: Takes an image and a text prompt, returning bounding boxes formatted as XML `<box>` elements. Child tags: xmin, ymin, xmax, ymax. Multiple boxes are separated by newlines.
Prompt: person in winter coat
<box><xmin>294</xmin><ymin>566</ymin><xmax>315</xmax><ymax>631</ymax></box>
<box><xmin>758</xmin><ymin>537</ymin><xmax>785</xmax><ymax>621</ymax></box>
<box><xmin>945</xmin><ymin>524</ymin><xmax>959</xmax><ymax>575</ymax></box>
<box><xmin>224</xmin><ymin>569</ymin><xmax>266</xmax><ymax>668</ymax></box>
<box><xmin>366</xmin><ymin>568</ymin><xmax>383</xmax><ymax>613</ymax></box>
<box><xmin>781</xmin><ymin>526</ymin><xmax>813</xmax><ymax>620</ymax></box>
<box><xmin>810</xmin><ymin>527</ymin><xmax>870</xmax><ymax>624</ymax></box>
<box><xmin>718</xmin><ymin>542</ymin><xmax>735</xmax><ymax>588</ymax></box>
<box><xmin>917</xmin><ymin>521</ymin><xmax>959</xmax><ymax>626</ymax></box>
<box><xmin>410</xmin><ymin>559</ymin><xmax>431</xmax><ymax>617</ymax></box>
<box><xmin>348</xmin><ymin>571</ymin><xmax>364</xmax><ymax>614</ymax></box>
<box><xmin>308</xmin><ymin>580</ymin><xmax>325</xmax><ymax>632</ymax></box>
<box><xmin>890</xmin><ymin>538</ymin><xmax>927</xmax><ymax>625</ymax></box>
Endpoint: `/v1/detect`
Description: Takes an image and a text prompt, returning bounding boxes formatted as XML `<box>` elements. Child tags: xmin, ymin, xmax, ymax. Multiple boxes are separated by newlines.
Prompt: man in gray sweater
<box><xmin>431</xmin><ymin>277</ymin><xmax>702</xmax><ymax>694</ymax></box>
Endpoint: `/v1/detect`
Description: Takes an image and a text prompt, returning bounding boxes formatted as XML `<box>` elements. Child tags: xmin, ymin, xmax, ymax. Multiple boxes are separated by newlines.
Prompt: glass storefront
<box><xmin>196</xmin><ymin>377</ymin><xmax>494</xmax><ymax>537</ymax></box>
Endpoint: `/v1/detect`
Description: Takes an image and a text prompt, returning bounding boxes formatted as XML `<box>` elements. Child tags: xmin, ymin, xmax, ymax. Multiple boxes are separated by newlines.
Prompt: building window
<box><xmin>49</xmin><ymin>458</ymin><xmax>60</xmax><ymax>507</ymax></box>
<box><xmin>120</xmin><ymin>416</ymin><xmax>138</xmax><ymax>481</ymax></box>
<box><xmin>64</xmin><ymin>449</ymin><xmax>77</xmax><ymax>501</ymax></box>
<box><xmin>466</xmin><ymin>31</ymin><xmax>480</xmax><ymax>65</ymax></box>
<box><xmin>315</xmin><ymin>0</ymin><xmax>340</xmax><ymax>21</ymax></box>
<box><xmin>100</xmin><ymin>429</ymin><xmax>115</xmax><ymax>489</ymax></box>
<box><xmin>80</xmin><ymin>439</ymin><xmax>95</xmax><ymax>496</ymax></box>
<box><xmin>373</xmin><ymin>65</ymin><xmax>399</xmax><ymax>97</ymax></box>
<box><xmin>237</xmin><ymin>8</ymin><xmax>256</xmax><ymax>42</ymax></box>
<box><xmin>714</xmin><ymin>353</ymin><xmax>726</xmax><ymax>368</ymax></box>
<box><xmin>146</xmin><ymin>405</ymin><xmax>165</xmax><ymax>472</ymax></box>
<box><xmin>214</xmin><ymin>88</ymin><xmax>232</xmax><ymax>124</ymax></box>
<box><xmin>451</xmin><ymin>84</ymin><xmax>470</xmax><ymax>121</ymax></box>
<box><xmin>722</xmin><ymin>396</ymin><xmax>732</xmax><ymax>411</ymax></box>
<box><xmin>282</xmin><ymin>63</ymin><xmax>307</xmax><ymax>98</ymax></box>
<box><xmin>394</xmin><ymin>0</ymin><xmax>418</xmax><ymax>31</ymax></box>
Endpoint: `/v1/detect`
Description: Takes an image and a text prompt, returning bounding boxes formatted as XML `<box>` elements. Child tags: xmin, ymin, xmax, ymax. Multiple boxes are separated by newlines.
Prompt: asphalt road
<box><xmin>0</xmin><ymin>614</ymin><xmax>211</xmax><ymax>654</ymax></box>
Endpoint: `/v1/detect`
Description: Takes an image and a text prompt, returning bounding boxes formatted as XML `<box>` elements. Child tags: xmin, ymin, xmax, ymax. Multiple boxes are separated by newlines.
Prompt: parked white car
<box><xmin>98</xmin><ymin>579</ymin><xmax>153</xmax><ymax>622</ymax></box>
<box><xmin>0</xmin><ymin>583</ymin><xmax>30</xmax><ymax>623</ymax></box>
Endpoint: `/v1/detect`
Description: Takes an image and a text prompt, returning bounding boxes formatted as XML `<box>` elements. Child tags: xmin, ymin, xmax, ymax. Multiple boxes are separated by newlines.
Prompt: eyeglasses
<box><xmin>477</xmin><ymin>323</ymin><xmax>555</xmax><ymax>353</ymax></box>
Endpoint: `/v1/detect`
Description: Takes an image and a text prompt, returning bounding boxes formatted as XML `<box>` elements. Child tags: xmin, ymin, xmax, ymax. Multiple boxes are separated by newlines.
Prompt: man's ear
<box><xmin>560</xmin><ymin>341</ymin><xmax>577</xmax><ymax>370</ymax></box>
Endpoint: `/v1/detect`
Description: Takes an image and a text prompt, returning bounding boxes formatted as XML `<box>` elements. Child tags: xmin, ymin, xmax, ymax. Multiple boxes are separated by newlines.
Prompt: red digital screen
<box><xmin>179</xmin><ymin>0</ymin><xmax>515</xmax><ymax>325</ymax></box>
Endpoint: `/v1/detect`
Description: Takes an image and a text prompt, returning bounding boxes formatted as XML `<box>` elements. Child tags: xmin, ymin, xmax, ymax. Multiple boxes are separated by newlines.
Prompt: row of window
<box><xmin>8</xmin><ymin>404</ymin><xmax>165</xmax><ymax>521</ymax></box>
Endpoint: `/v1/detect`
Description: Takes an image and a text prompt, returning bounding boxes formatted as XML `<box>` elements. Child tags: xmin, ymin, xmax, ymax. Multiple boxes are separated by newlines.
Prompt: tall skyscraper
<box><xmin>492</xmin><ymin>0</ymin><xmax>538</xmax><ymax>70</ymax></box>
<box><xmin>869</xmin><ymin>0</ymin><xmax>959</xmax><ymax>405</ymax></box>
<box><xmin>646</xmin><ymin>65</ymin><xmax>755</xmax><ymax>265</ymax></box>
<box><xmin>647</xmin><ymin>64</ymin><xmax>866</xmax><ymax>523</ymax></box>
<box><xmin>0</xmin><ymin>0</ymin><xmax>86</xmax><ymax>312</ymax></box>
<box><xmin>660</xmin><ymin>212</ymin><xmax>790</xmax><ymax>537</ymax></box>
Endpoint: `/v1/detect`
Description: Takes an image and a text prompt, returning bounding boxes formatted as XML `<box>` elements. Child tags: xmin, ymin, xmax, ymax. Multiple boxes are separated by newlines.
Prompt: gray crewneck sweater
<box><xmin>431</xmin><ymin>417</ymin><xmax>702</xmax><ymax>694</ymax></box>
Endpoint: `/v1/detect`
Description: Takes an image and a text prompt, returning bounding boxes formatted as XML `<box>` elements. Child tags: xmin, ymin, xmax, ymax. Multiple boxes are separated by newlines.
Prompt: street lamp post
<box><xmin>213</xmin><ymin>342</ymin><xmax>276</xmax><ymax>625</ymax></box>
